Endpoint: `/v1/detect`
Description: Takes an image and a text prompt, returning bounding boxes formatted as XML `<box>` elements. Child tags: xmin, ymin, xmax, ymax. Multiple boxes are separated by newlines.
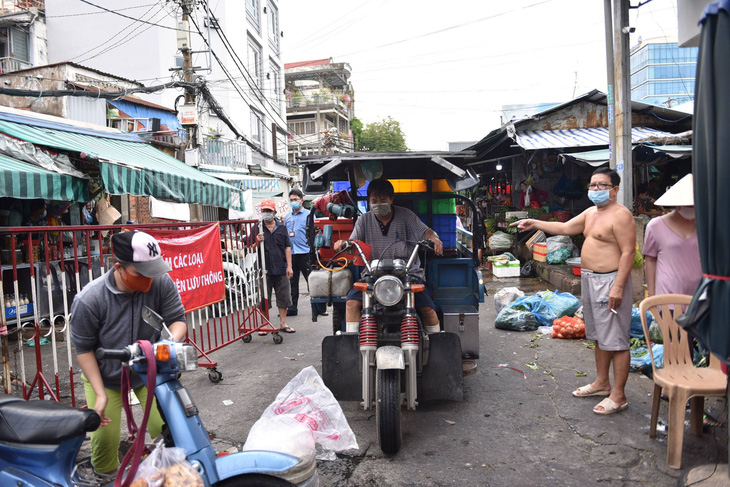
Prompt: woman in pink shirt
<box><xmin>643</xmin><ymin>174</ymin><xmax>702</xmax><ymax>296</ymax></box>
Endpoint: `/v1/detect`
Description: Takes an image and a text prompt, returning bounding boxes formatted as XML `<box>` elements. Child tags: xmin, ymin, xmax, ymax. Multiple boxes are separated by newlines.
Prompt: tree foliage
<box><xmin>350</xmin><ymin>117</ymin><xmax>363</xmax><ymax>151</ymax></box>
<box><xmin>358</xmin><ymin>116</ymin><xmax>408</xmax><ymax>152</ymax></box>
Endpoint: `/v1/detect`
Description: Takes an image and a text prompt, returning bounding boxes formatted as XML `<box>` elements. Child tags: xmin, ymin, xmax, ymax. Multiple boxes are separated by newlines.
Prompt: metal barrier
<box><xmin>0</xmin><ymin>220</ymin><xmax>275</xmax><ymax>404</ymax></box>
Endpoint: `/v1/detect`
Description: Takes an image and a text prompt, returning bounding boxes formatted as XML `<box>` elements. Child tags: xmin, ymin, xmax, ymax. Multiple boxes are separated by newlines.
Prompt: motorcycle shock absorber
<box><xmin>359</xmin><ymin>314</ymin><xmax>377</xmax><ymax>349</ymax></box>
<box><xmin>401</xmin><ymin>313</ymin><xmax>419</xmax><ymax>346</ymax></box>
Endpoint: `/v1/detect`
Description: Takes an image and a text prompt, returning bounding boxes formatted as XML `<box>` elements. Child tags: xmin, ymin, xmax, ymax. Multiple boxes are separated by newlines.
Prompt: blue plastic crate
<box><xmin>333</xmin><ymin>181</ymin><xmax>368</xmax><ymax>213</ymax></box>
<box><xmin>418</xmin><ymin>214</ymin><xmax>457</xmax><ymax>248</ymax></box>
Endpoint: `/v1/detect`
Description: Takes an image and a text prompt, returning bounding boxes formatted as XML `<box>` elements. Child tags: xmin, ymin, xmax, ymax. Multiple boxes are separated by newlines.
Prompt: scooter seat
<box><xmin>0</xmin><ymin>397</ymin><xmax>101</xmax><ymax>444</ymax></box>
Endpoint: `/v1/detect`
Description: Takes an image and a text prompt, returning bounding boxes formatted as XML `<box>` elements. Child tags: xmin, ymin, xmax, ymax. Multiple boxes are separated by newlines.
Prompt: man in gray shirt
<box><xmin>334</xmin><ymin>178</ymin><xmax>443</xmax><ymax>333</ymax></box>
<box><xmin>71</xmin><ymin>230</ymin><xmax>186</xmax><ymax>475</ymax></box>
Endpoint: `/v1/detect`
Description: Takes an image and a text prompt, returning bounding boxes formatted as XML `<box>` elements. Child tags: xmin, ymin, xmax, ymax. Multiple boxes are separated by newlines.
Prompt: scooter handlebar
<box><xmin>96</xmin><ymin>347</ymin><xmax>133</xmax><ymax>362</ymax></box>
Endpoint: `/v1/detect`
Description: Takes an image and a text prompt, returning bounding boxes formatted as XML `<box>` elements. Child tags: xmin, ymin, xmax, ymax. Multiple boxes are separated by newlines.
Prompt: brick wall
<box><xmin>128</xmin><ymin>195</ymin><xmax>176</xmax><ymax>224</ymax></box>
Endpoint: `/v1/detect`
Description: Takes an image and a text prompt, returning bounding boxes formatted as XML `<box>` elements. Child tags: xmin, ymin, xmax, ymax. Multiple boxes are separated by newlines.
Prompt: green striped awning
<box><xmin>0</xmin><ymin>153</ymin><xmax>89</xmax><ymax>201</ymax></box>
<box><xmin>0</xmin><ymin>120</ymin><xmax>244</xmax><ymax>211</ymax></box>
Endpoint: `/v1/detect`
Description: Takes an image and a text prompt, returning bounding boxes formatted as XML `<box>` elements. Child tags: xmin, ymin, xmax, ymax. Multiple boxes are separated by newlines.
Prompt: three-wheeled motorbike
<box><xmin>300</xmin><ymin>152</ymin><xmax>485</xmax><ymax>454</ymax></box>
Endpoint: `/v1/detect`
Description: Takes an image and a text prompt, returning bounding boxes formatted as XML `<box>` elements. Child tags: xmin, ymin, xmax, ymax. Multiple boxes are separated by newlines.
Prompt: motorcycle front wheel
<box><xmin>216</xmin><ymin>474</ymin><xmax>296</xmax><ymax>486</ymax></box>
<box><xmin>376</xmin><ymin>368</ymin><xmax>402</xmax><ymax>454</ymax></box>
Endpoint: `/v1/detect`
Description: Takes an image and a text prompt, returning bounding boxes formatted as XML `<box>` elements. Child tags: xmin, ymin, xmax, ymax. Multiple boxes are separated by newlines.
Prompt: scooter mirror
<box><xmin>142</xmin><ymin>306</ymin><xmax>172</xmax><ymax>339</ymax></box>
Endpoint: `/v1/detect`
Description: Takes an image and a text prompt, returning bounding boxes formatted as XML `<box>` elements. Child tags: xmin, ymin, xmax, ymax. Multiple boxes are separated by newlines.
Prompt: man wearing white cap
<box><xmin>643</xmin><ymin>174</ymin><xmax>702</xmax><ymax>296</ymax></box>
<box><xmin>71</xmin><ymin>230</ymin><xmax>187</xmax><ymax>475</ymax></box>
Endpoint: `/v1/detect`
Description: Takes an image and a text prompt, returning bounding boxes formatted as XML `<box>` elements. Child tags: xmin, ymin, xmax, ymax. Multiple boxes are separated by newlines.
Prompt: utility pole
<box><xmin>612</xmin><ymin>0</ymin><xmax>633</xmax><ymax>209</ymax></box>
<box><xmin>603</xmin><ymin>0</ymin><xmax>616</xmax><ymax>170</ymax></box>
<box><xmin>179</xmin><ymin>0</ymin><xmax>197</xmax><ymax>150</ymax></box>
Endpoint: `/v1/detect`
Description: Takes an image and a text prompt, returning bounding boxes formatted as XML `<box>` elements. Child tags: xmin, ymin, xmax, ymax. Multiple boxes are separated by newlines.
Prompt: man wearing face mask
<box><xmin>643</xmin><ymin>174</ymin><xmax>701</xmax><ymax>296</ymax></box>
<box><xmin>512</xmin><ymin>167</ymin><xmax>635</xmax><ymax>416</ymax></box>
<box><xmin>333</xmin><ymin>178</ymin><xmax>444</xmax><ymax>334</ymax></box>
<box><xmin>70</xmin><ymin>231</ymin><xmax>187</xmax><ymax>475</ymax></box>
<box><xmin>284</xmin><ymin>189</ymin><xmax>313</xmax><ymax>317</ymax></box>
<box><xmin>256</xmin><ymin>199</ymin><xmax>295</xmax><ymax>333</ymax></box>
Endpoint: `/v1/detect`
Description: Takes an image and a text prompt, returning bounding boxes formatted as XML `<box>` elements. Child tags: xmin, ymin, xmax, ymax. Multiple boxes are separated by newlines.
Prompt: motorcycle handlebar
<box><xmin>96</xmin><ymin>347</ymin><xmax>133</xmax><ymax>362</ymax></box>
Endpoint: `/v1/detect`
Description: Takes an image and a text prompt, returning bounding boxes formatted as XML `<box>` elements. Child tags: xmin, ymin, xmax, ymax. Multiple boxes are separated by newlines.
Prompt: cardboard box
<box><xmin>533</xmin><ymin>242</ymin><xmax>547</xmax><ymax>262</ymax></box>
<box><xmin>493</xmin><ymin>260</ymin><xmax>521</xmax><ymax>278</ymax></box>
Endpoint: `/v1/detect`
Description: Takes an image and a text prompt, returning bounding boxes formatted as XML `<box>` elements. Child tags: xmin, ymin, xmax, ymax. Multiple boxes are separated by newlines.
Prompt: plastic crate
<box><xmin>415</xmin><ymin>193</ymin><xmax>456</xmax><ymax>214</ymax></box>
<box><xmin>418</xmin><ymin>214</ymin><xmax>457</xmax><ymax>248</ymax></box>
<box><xmin>493</xmin><ymin>260</ymin><xmax>520</xmax><ymax>278</ymax></box>
<box><xmin>390</xmin><ymin>179</ymin><xmax>451</xmax><ymax>193</ymax></box>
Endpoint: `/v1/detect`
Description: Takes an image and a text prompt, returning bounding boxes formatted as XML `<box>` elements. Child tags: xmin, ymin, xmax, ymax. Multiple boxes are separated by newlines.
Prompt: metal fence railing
<box><xmin>0</xmin><ymin>220</ymin><xmax>275</xmax><ymax>404</ymax></box>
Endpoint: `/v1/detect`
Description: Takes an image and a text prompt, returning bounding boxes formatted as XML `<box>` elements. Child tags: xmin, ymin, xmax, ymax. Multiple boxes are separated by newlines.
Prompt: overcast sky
<box><xmin>280</xmin><ymin>0</ymin><xmax>680</xmax><ymax>151</ymax></box>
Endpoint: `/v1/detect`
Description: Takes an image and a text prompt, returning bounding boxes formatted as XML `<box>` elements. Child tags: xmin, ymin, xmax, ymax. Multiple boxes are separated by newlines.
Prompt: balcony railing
<box><xmin>286</xmin><ymin>91</ymin><xmax>352</xmax><ymax>112</ymax></box>
<box><xmin>0</xmin><ymin>0</ymin><xmax>44</xmax><ymax>14</ymax></box>
<box><xmin>0</xmin><ymin>56</ymin><xmax>31</xmax><ymax>73</ymax></box>
<box><xmin>199</xmin><ymin>137</ymin><xmax>248</xmax><ymax>169</ymax></box>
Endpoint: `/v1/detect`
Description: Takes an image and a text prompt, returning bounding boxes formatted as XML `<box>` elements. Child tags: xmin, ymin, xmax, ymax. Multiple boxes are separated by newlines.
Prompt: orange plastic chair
<box><xmin>639</xmin><ymin>294</ymin><xmax>728</xmax><ymax>469</ymax></box>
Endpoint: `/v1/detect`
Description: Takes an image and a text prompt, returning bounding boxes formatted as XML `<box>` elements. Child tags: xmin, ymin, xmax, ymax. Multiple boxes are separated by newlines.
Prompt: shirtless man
<box><xmin>512</xmin><ymin>168</ymin><xmax>636</xmax><ymax>415</ymax></box>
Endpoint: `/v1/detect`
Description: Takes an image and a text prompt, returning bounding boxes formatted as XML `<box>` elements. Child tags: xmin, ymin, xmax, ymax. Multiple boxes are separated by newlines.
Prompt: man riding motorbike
<box><xmin>334</xmin><ymin>178</ymin><xmax>443</xmax><ymax>333</ymax></box>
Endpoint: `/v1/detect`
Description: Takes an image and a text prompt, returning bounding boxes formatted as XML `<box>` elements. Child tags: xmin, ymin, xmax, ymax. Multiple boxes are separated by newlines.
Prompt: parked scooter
<box><xmin>323</xmin><ymin>239</ymin><xmax>464</xmax><ymax>454</ymax></box>
<box><xmin>0</xmin><ymin>307</ymin><xmax>318</xmax><ymax>487</ymax></box>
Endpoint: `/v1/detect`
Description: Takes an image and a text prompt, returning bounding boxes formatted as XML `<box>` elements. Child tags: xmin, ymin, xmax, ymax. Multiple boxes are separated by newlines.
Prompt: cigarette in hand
<box><xmin>609</xmin><ymin>308</ymin><xmax>618</xmax><ymax>315</ymax></box>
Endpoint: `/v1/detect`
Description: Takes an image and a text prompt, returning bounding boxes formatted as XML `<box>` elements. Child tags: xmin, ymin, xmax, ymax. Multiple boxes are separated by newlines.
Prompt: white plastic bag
<box><xmin>488</xmin><ymin>231</ymin><xmax>514</xmax><ymax>250</ymax></box>
<box><xmin>243</xmin><ymin>366</ymin><xmax>358</xmax><ymax>456</ymax></box>
<box><xmin>132</xmin><ymin>443</ymin><xmax>203</xmax><ymax>487</ymax></box>
<box><xmin>493</xmin><ymin>287</ymin><xmax>525</xmax><ymax>314</ymax></box>
<box><xmin>546</xmin><ymin>235</ymin><xmax>574</xmax><ymax>254</ymax></box>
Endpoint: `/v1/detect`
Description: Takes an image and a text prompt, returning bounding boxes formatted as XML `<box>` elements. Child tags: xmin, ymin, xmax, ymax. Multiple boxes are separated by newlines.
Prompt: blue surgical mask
<box><xmin>290</xmin><ymin>201</ymin><xmax>301</xmax><ymax>211</ymax></box>
<box><xmin>588</xmin><ymin>190</ymin><xmax>611</xmax><ymax>206</ymax></box>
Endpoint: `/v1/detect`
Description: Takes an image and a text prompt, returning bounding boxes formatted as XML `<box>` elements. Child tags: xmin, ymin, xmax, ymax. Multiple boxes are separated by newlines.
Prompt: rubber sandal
<box><xmin>258</xmin><ymin>332</ymin><xmax>268</xmax><ymax>336</ymax></box>
<box><xmin>279</xmin><ymin>326</ymin><xmax>296</xmax><ymax>333</ymax></box>
<box><xmin>572</xmin><ymin>384</ymin><xmax>611</xmax><ymax>398</ymax></box>
<box><xmin>593</xmin><ymin>397</ymin><xmax>629</xmax><ymax>415</ymax></box>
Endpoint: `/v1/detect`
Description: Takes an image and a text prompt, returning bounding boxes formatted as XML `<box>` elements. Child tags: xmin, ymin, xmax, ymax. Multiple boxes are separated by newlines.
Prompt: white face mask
<box><xmin>677</xmin><ymin>206</ymin><xmax>695</xmax><ymax>220</ymax></box>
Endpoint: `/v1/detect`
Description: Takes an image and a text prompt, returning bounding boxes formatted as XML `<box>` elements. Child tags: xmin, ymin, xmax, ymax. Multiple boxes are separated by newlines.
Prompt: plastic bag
<box><xmin>633</xmin><ymin>244</ymin><xmax>644</xmax><ymax>268</ymax></box>
<box><xmin>132</xmin><ymin>444</ymin><xmax>203</xmax><ymax>487</ymax></box>
<box><xmin>520</xmin><ymin>261</ymin><xmax>536</xmax><ymax>278</ymax></box>
<box><xmin>244</xmin><ymin>366</ymin><xmax>358</xmax><ymax>454</ymax></box>
<box><xmin>630</xmin><ymin>343</ymin><xmax>664</xmax><ymax>371</ymax></box>
<box><xmin>546</xmin><ymin>247</ymin><xmax>572</xmax><ymax>265</ymax></box>
<box><xmin>648</xmin><ymin>320</ymin><xmax>662</xmax><ymax>343</ymax></box>
<box><xmin>511</xmin><ymin>295</ymin><xmax>557</xmax><ymax>327</ymax></box>
<box><xmin>493</xmin><ymin>287</ymin><xmax>525</xmax><ymax>314</ymax></box>
<box><xmin>488</xmin><ymin>231</ymin><xmax>514</xmax><ymax>250</ymax></box>
<box><xmin>630</xmin><ymin>306</ymin><xmax>654</xmax><ymax>339</ymax></box>
<box><xmin>494</xmin><ymin>306</ymin><xmax>540</xmax><ymax>332</ymax></box>
<box><xmin>551</xmin><ymin>316</ymin><xmax>586</xmax><ymax>339</ymax></box>
<box><xmin>546</xmin><ymin>235</ymin><xmax>573</xmax><ymax>254</ymax></box>
<box><xmin>539</xmin><ymin>289</ymin><xmax>581</xmax><ymax>318</ymax></box>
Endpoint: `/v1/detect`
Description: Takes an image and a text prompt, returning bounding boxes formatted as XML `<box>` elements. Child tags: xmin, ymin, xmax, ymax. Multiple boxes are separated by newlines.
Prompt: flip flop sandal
<box><xmin>573</xmin><ymin>384</ymin><xmax>611</xmax><ymax>397</ymax></box>
<box><xmin>593</xmin><ymin>397</ymin><xmax>629</xmax><ymax>415</ymax></box>
<box><xmin>258</xmin><ymin>332</ymin><xmax>268</xmax><ymax>336</ymax></box>
<box><xmin>279</xmin><ymin>326</ymin><xmax>296</xmax><ymax>333</ymax></box>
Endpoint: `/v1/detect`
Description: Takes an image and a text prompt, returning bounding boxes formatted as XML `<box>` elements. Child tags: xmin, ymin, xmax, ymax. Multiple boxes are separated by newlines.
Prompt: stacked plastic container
<box><xmin>332</xmin><ymin>179</ymin><xmax>458</xmax><ymax>248</ymax></box>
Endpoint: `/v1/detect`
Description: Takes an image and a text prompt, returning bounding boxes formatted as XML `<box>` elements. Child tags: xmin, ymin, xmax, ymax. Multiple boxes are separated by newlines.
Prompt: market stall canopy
<box><xmin>0</xmin><ymin>109</ymin><xmax>244</xmax><ymax>211</ymax></box>
<box><xmin>513</xmin><ymin>127</ymin><xmax>676</xmax><ymax>150</ymax></box>
<box><xmin>207</xmin><ymin>172</ymin><xmax>284</xmax><ymax>198</ymax></box>
<box><xmin>561</xmin><ymin>144</ymin><xmax>693</xmax><ymax>167</ymax></box>
<box><xmin>0</xmin><ymin>153</ymin><xmax>89</xmax><ymax>201</ymax></box>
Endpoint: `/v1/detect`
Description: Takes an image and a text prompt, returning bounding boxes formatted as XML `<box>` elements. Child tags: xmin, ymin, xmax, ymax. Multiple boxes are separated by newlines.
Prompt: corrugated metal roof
<box><xmin>514</xmin><ymin>127</ymin><xmax>675</xmax><ymax>150</ymax></box>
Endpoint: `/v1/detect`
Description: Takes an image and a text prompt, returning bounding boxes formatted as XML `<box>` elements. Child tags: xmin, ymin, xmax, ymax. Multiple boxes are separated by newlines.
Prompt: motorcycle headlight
<box><xmin>176</xmin><ymin>343</ymin><xmax>199</xmax><ymax>372</ymax></box>
<box><xmin>373</xmin><ymin>275</ymin><xmax>403</xmax><ymax>307</ymax></box>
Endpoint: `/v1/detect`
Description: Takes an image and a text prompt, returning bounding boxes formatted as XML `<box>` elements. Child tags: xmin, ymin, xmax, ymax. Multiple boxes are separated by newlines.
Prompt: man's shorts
<box><xmin>581</xmin><ymin>269</ymin><xmax>633</xmax><ymax>351</ymax></box>
<box><xmin>345</xmin><ymin>277</ymin><xmax>437</xmax><ymax>311</ymax></box>
<box><xmin>267</xmin><ymin>274</ymin><xmax>292</xmax><ymax>309</ymax></box>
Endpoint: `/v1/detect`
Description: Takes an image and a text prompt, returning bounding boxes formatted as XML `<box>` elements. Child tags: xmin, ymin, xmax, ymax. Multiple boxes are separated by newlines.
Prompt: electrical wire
<box><xmin>47</xmin><ymin>3</ymin><xmax>158</xmax><ymax>18</ymax></box>
<box><xmin>78</xmin><ymin>0</ymin><xmax>188</xmax><ymax>31</ymax></box>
